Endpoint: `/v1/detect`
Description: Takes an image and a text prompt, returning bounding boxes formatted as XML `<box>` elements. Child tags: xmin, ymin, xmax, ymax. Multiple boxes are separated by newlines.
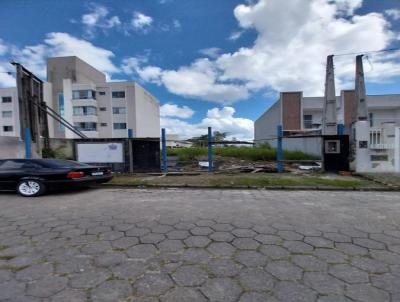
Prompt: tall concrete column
<box><xmin>322</xmin><ymin>55</ymin><xmax>337</xmax><ymax>135</ymax></box>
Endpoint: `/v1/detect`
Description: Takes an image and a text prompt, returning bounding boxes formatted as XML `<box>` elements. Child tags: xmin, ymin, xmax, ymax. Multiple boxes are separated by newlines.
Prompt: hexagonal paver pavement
<box><xmin>0</xmin><ymin>188</ymin><xmax>400</xmax><ymax>301</ymax></box>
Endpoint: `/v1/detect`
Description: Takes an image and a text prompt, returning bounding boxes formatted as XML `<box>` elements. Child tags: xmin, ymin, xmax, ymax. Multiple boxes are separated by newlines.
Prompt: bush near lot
<box><xmin>167</xmin><ymin>146</ymin><xmax>319</xmax><ymax>161</ymax></box>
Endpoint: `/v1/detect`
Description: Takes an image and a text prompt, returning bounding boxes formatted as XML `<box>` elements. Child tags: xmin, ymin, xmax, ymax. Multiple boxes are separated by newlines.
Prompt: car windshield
<box><xmin>37</xmin><ymin>159</ymin><xmax>90</xmax><ymax>168</ymax></box>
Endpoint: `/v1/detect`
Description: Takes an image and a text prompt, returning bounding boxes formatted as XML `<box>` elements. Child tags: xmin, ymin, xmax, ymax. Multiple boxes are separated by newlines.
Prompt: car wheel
<box><xmin>17</xmin><ymin>180</ymin><xmax>45</xmax><ymax>197</ymax></box>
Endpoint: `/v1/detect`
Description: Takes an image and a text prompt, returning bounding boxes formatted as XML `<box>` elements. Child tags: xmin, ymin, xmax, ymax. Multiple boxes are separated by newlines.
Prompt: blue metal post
<box><xmin>208</xmin><ymin>127</ymin><xmax>213</xmax><ymax>172</ymax></box>
<box><xmin>337</xmin><ymin>124</ymin><xmax>344</xmax><ymax>135</ymax></box>
<box><xmin>24</xmin><ymin>128</ymin><xmax>32</xmax><ymax>159</ymax></box>
<box><xmin>128</xmin><ymin>129</ymin><xmax>133</xmax><ymax>138</ymax></box>
<box><xmin>277</xmin><ymin>125</ymin><xmax>283</xmax><ymax>173</ymax></box>
<box><xmin>161</xmin><ymin>128</ymin><xmax>167</xmax><ymax>172</ymax></box>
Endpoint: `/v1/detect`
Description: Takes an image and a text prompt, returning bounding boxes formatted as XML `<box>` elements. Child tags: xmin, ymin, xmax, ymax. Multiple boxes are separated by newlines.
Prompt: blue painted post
<box><xmin>161</xmin><ymin>128</ymin><xmax>167</xmax><ymax>173</ymax></box>
<box><xmin>24</xmin><ymin>128</ymin><xmax>32</xmax><ymax>159</ymax></box>
<box><xmin>337</xmin><ymin>124</ymin><xmax>345</xmax><ymax>135</ymax></box>
<box><xmin>208</xmin><ymin>127</ymin><xmax>213</xmax><ymax>172</ymax></box>
<box><xmin>128</xmin><ymin>129</ymin><xmax>133</xmax><ymax>138</ymax></box>
<box><xmin>277</xmin><ymin>125</ymin><xmax>283</xmax><ymax>173</ymax></box>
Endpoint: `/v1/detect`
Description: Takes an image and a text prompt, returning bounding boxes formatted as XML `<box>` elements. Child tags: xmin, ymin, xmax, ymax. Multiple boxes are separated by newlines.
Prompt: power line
<box><xmin>333</xmin><ymin>47</ymin><xmax>400</xmax><ymax>57</ymax></box>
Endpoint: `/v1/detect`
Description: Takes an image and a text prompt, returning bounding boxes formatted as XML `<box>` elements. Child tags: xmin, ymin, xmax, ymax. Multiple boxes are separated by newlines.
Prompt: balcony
<box><xmin>369</xmin><ymin>128</ymin><xmax>395</xmax><ymax>149</ymax></box>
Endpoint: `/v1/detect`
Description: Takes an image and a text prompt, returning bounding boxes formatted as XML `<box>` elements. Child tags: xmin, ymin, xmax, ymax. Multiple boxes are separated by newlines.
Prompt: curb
<box><xmin>96</xmin><ymin>184</ymin><xmax>399</xmax><ymax>192</ymax></box>
<box><xmin>355</xmin><ymin>173</ymin><xmax>400</xmax><ymax>190</ymax></box>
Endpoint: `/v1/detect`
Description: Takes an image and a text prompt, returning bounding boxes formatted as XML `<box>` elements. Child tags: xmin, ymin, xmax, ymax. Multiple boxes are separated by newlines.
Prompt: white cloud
<box><xmin>132</xmin><ymin>12</ymin><xmax>153</xmax><ymax>32</ymax></box>
<box><xmin>385</xmin><ymin>8</ymin><xmax>400</xmax><ymax>21</ymax></box>
<box><xmin>0</xmin><ymin>32</ymin><xmax>119</xmax><ymax>86</ymax></box>
<box><xmin>217</xmin><ymin>0</ymin><xmax>400</xmax><ymax>95</ymax></box>
<box><xmin>127</xmin><ymin>0</ymin><xmax>399</xmax><ymax>102</ymax></box>
<box><xmin>173</xmin><ymin>19</ymin><xmax>182</xmax><ymax>29</ymax></box>
<box><xmin>124</xmin><ymin>57</ymin><xmax>249</xmax><ymax>103</ymax></box>
<box><xmin>334</xmin><ymin>0</ymin><xmax>362</xmax><ymax>15</ymax></box>
<box><xmin>81</xmin><ymin>4</ymin><xmax>121</xmax><ymax>38</ymax></box>
<box><xmin>199</xmin><ymin>47</ymin><xmax>221</xmax><ymax>59</ymax></box>
<box><xmin>160</xmin><ymin>103</ymin><xmax>194</xmax><ymax>119</ymax></box>
<box><xmin>0</xmin><ymin>60</ymin><xmax>15</xmax><ymax>88</ymax></box>
<box><xmin>0</xmin><ymin>39</ymin><xmax>7</xmax><ymax>56</ymax></box>
<box><xmin>228</xmin><ymin>30</ymin><xmax>244</xmax><ymax>41</ymax></box>
<box><xmin>161</xmin><ymin>106</ymin><xmax>254</xmax><ymax>140</ymax></box>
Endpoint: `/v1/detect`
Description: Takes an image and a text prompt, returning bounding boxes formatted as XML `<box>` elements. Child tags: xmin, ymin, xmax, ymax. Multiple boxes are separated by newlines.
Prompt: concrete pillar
<box><xmin>355</xmin><ymin>121</ymin><xmax>371</xmax><ymax>172</ymax></box>
<box><xmin>322</xmin><ymin>55</ymin><xmax>337</xmax><ymax>135</ymax></box>
<box><xmin>395</xmin><ymin>127</ymin><xmax>400</xmax><ymax>172</ymax></box>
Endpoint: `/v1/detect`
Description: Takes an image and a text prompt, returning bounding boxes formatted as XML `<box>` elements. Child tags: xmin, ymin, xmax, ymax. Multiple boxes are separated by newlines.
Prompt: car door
<box><xmin>0</xmin><ymin>160</ymin><xmax>27</xmax><ymax>190</ymax></box>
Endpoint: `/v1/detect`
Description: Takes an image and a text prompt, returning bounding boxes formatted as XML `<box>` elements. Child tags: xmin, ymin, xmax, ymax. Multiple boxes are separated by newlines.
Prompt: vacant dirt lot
<box><xmin>0</xmin><ymin>189</ymin><xmax>399</xmax><ymax>301</ymax></box>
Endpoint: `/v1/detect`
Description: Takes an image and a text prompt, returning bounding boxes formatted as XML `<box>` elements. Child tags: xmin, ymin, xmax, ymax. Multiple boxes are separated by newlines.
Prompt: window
<box><xmin>369</xmin><ymin>112</ymin><xmax>373</xmax><ymax>127</ymax></box>
<box><xmin>324</xmin><ymin>140</ymin><xmax>340</xmax><ymax>154</ymax></box>
<box><xmin>99</xmin><ymin>91</ymin><xmax>106</xmax><ymax>95</ymax></box>
<box><xmin>74</xmin><ymin>122</ymin><xmax>97</xmax><ymax>131</ymax></box>
<box><xmin>99</xmin><ymin>107</ymin><xmax>107</xmax><ymax>111</ymax></box>
<box><xmin>58</xmin><ymin>93</ymin><xmax>65</xmax><ymax>130</ymax></box>
<box><xmin>3</xmin><ymin>126</ymin><xmax>13</xmax><ymax>132</ymax></box>
<box><xmin>73</xmin><ymin>106</ymin><xmax>97</xmax><ymax>116</ymax></box>
<box><xmin>303</xmin><ymin>115</ymin><xmax>313</xmax><ymax>129</ymax></box>
<box><xmin>72</xmin><ymin>90</ymin><xmax>96</xmax><ymax>100</ymax></box>
<box><xmin>100</xmin><ymin>123</ymin><xmax>108</xmax><ymax>127</ymax></box>
<box><xmin>371</xmin><ymin>155</ymin><xmax>388</xmax><ymax>161</ymax></box>
<box><xmin>2</xmin><ymin>111</ymin><xmax>12</xmax><ymax>118</ymax></box>
<box><xmin>112</xmin><ymin>107</ymin><xmax>126</xmax><ymax>114</ymax></box>
<box><xmin>113</xmin><ymin>123</ymin><xmax>127</xmax><ymax>130</ymax></box>
<box><xmin>112</xmin><ymin>91</ymin><xmax>125</xmax><ymax>98</ymax></box>
<box><xmin>0</xmin><ymin>160</ymin><xmax>25</xmax><ymax>170</ymax></box>
<box><xmin>2</xmin><ymin>96</ymin><xmax>12</xmax><ymax>103</ymax></box>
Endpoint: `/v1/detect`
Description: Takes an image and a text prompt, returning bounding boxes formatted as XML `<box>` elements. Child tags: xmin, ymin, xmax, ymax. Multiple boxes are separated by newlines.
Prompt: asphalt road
<box><xmin>0</xmin><ymin>188</ymin><xmax>399</xmax><ymax>302</ymax></box>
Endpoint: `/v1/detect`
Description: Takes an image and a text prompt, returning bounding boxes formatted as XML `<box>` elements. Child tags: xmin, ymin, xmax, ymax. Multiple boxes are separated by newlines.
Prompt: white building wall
<box><xmin>134</xmin><ymin>83</ymin><xmax>160</xmax><ymax>138</ymax></box>
<box><xmin>254</xmin><ymin>101</ymin><xmax>281</xmax><ymax>146</ymax></box>
<box><xmin>2</xmin><ymin>57</ymin><xmax>160</xmax><ymax>140</ymax></box>
<box><xmin>0</xmin><ymin>87</ymin><xmax>19</xmax><ymax>137</ymax></box>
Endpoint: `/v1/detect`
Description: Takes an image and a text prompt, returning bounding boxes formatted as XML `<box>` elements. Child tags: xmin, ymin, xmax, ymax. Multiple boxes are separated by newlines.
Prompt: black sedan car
<box><xmin>0</xmin><ymin>159</ymin><xmax>113</xmax><ymax>197</ymax></box>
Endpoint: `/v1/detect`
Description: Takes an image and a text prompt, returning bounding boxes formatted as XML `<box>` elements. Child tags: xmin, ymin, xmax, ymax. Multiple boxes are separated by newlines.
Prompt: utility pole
<box><xmin>355</xmin><ymin>55</ymin><xmax>368</xmax><ymax>121</ymax></box>
<box><xmin>353</xmin><ymin>55</ymin><xmax>370</xmax><ymax>172</ymax></box>
<box><xmin>322</xmin><ymin>55</ymin><xmax>337</xmax><ymax>135</ymax></box>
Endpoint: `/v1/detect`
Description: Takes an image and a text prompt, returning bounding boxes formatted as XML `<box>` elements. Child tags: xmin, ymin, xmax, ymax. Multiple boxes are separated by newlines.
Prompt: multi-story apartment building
<box><xmin>0</xmin><ymin>56</ymin><xmax>160</xmax><ymax>139</ymax></box>
<box><xmin>0</xmin><ymin>87</ymin><xmax>19</xmax><ymax>137</ymax></box>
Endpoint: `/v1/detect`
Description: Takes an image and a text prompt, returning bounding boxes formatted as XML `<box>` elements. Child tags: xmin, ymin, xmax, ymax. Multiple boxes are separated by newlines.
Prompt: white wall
<box><xmin>0</xmin><ymin>88</ymin><xmax>19</xmax><ymax>137</ymax></box>
<box><xmin>0</xmin><ymin>136</ymin><xmax>39</xmax><ymax>159</ymax></box>
<box><xmin>254</xmin><ymin>100</ymin><xmax>281</xmax><ymax>145</ymax></box>
<box><xmin>134</xmin><ymin>83</ymin><xmax>160</xmax><ymax>138</ymax></box>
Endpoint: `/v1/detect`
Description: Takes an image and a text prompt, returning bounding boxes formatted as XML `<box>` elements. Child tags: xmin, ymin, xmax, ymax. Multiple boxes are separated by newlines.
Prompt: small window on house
<box><xmin>113</xmin><ymin>123</ymin><xmax>127</xmax><ymax>130</ymax></box>
<box><xmin>325</xmin><ymin>140</ymin><xmax>340</xmax><ymax>154</ymax></box>
<box><xmin>99</xmin><ymin>107</ymin><xmax>107</xmax><ymax>111</ymax></box>
<box><xmin>72</xmin><ymin>90</ymin><xmax>96</xmax><ymax>100</ymax></box>
<box><xmin>112</xmin><ymin>91</ymin><xmax>125</xmax><ymax>98</ymax></box>
<box><xmin>2</xmin><ymin>96</ymin><xmax>12</xmax><ymax>103</ymax></box>
<box><xmin>112</xmin><ymin>107</ymin><xmax>126</xmax><ymax>114</ymax></box>
<box><xmin>369</xmin><ymin>113</ymin><xmax>373</xmax><ymax>127</ymax></box>
<box><xmin>100</xmin><ymin>123</ymin><xmax>108</xmax><ymax>127</ymax></box>
<box><xmin>2</xmin><ymin>111</ymin><xmax>12</xmax><ymax>118</ymax></box>
<box><xmin>74</xmin><ymin>122</ymin><xmax>97</xmax><ymax>131</ymax></box>
<box><xmin>99</xmin><ymin>91</ymin><xmax>106</xmax><ymax>95</ymax></box>
<box><xmin>3</xmin><ymin>126</ymin><xmax>13</xmax><ymax>132</ymax></box>
<box><xmin>303</xmin><ymin>115</ymin><xmax>313</xmax><ymax>129</ymax></box>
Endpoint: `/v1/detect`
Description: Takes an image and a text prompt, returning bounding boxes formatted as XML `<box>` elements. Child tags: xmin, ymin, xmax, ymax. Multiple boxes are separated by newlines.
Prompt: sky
<box><xmin>0</xmin><ymin>0</ymin><xmax>399</xmax><ymax>140</ymax></box>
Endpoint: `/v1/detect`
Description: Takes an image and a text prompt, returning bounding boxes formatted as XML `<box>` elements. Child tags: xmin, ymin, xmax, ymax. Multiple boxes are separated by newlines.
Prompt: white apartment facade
<box><xmin>0</xmin><ymin>87</ymin><xmax>19</xmax><ymax>137</ymax></box>
<box><xmin>0</xmin><ymin>56</ymin><xmax>160</xmax><ymax>139</ymax></box>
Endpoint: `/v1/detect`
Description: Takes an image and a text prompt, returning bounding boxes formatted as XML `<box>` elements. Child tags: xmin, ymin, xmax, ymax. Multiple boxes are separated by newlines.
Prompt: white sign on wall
<box><xmin>77</xmin><ymin>143</ymin><xmax>124</xmax><ymax>163</ymax></box>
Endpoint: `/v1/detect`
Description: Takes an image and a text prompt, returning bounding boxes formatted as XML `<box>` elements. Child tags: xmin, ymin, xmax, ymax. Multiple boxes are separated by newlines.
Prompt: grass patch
<box><xmin>0</xmin><ymin>264</ymin><xmax>29</xmax><ymax>272</ymax></box>
<box><xmin>110</xmin><ymin>173</ymin><xmax>373</xmax><ymax>189</ymax></box>
<box><xmin>167</xmin><ymin>146</ymin><xmax>318</xmax><ymax>162</ymax></box>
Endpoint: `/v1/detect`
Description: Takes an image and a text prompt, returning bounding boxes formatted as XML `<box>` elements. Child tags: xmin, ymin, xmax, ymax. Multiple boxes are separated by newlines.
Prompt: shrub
<box><xmin>167</xmin><ymin>146</ymin><xmax>318</xmax><ymax>161</ymax></box>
